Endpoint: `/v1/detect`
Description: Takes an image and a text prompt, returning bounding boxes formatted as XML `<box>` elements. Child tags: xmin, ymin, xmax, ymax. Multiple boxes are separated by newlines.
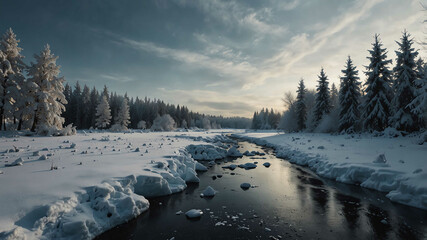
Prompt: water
<box><xmin>97</xmin><ymin>141</ymin><xmax>427</xmax><ymax>240</ymax></box>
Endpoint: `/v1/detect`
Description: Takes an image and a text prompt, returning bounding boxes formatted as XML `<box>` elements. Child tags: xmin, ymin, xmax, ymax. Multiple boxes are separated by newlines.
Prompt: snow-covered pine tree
<box><xmin>95</xmin><ymin>95</ymin><xmax>111</xmax><ymax>129</ymax></box>
<box><xmin>408</xmin><ymin>59</ymin><xmax>427</xmax><ymax>128</ymax></box>
<box><xmin>339</xmin><ymin>56</ymin><xmax>361</xmax><ymax>133</ymax></box>
<box><xmin>362</xmin><ymin>34</ymin><xmax>393</xmax><ymax>132</ymax></box>
<box><xmin>390</xmin><ymin>31</ymin><xmax>420</xmax><ymax>132</ymax></box>
<box><xmin>81</xmin><ymin>85</ymin><xmax>91</xmax><ymax>129</ymax></box>
<box><xmin>0</xmin><ymin>28</ymin><xmax>26</xmax><ymax>131</ymax></box>
<box><xmin>113</xmin><ymin>97</ymin><xmax>130</xmax><ymax>130</ymax></box>
<box><xmin>295</xmin><ymin>79</ymin><xmax>307</xmax><ymax>131</ymax></box>
<box><xmin>313</xmin><ymin>68</ymin><xmax>331</xmax><ymax>125</ymax></box>
<box><xmin>28</xmin><ymin>44</ymin><xmax>67</xmax><ymax>133</ymax></box>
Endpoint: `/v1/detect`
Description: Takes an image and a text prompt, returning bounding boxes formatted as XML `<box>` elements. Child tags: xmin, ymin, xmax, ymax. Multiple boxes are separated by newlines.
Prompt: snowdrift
<box><xmin>233</xmin><ymin>132</ymin><xmax>427</xmax><ymax>210</ymax></box>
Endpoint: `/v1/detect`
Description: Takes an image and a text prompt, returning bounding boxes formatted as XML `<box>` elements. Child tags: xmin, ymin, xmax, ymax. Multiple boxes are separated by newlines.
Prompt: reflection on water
<box><xmin>97</xmin><ymin>141</ymin><xmax>427</xmax><ymax>240</ymax></box>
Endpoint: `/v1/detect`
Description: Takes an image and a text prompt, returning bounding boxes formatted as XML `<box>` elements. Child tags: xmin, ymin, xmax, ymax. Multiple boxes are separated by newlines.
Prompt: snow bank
<box><xmin>185</xmin><ymin>144</ymin><xmax>226</xmax><ymax>161</ymax></box>
<box><xmin>233</xmin><ymin>131</ymin><xmax>427</xmax><ymax>210</ymax></box>
<box><xmin>0</xmin><ymin>131</ymin><xmax>219</xmax><ymax>239</ymax></box>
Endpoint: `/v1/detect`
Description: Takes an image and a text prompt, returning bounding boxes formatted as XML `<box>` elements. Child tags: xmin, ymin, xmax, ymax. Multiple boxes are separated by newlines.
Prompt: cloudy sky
<box><xmin>1</xmin><ymin>0</ymin><xmax>426</xmax><ymax>117</ymax></box>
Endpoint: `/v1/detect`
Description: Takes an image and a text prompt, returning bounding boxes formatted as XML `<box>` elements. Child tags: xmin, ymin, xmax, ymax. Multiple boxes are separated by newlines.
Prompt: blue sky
<box><xmin>1</xmin><ymin>0</ymin><xmax>425</xmax><ymax>117</ymax></box>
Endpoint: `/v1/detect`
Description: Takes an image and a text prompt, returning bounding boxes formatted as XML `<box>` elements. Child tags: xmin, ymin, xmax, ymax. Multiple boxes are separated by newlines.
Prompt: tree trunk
<box><xmin>17</xmin><ymin>117</ymin><xmax>23</xmax><ymax>130</ymax></box>
<box><xmin>31</xmin><ymin>110</ymin><xmax>37</xmax><ymax>132</ymax></box>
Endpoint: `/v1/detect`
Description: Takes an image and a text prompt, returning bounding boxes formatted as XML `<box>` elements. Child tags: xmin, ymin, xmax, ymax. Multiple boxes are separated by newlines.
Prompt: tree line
<box><xmin>0</xmin><ymin>28</ymin><xmax>251</xmax><ymax>134</ymax></box>
<box><xmin>63</xmin><ymin>82</ymin><xmax>251</xmax><ymax>131</ymax></box>
<box><xmin>253</xmin><ymin>31</ymin><xmax>426</xmax><ymax>134</ymax></box>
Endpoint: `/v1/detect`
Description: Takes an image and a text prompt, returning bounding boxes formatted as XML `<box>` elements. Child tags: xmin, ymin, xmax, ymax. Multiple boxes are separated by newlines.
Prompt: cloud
<box><xmin>174</xmin><ymin>0</ymin><xmax>287</xmax><ymax>36</ymax></box>
<box><xmin>100</xmin><ymin>73</ymin><xmax>135</xmax><ymax>83</ymax></box>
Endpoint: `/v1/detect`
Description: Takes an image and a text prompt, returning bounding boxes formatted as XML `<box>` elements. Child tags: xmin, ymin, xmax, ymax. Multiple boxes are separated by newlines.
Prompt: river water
<box><xmin>97</xmin><ymin>141</ymin><xmax>427</xmax><ymax>240</ymax></box>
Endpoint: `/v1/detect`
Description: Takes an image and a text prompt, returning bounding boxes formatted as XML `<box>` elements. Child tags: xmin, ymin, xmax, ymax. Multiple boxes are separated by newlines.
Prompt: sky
<box><xmin>0</xmin><ymin>0</ymin><xmax>426</xmax><ymax>117</ymax></box>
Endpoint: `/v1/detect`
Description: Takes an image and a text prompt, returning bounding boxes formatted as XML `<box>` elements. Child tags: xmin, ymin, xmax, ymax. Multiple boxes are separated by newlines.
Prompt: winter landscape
<box><xmin>0</xmin><ymin>0</ymin><xmax>427</xmax><ymax>240</ymax></box>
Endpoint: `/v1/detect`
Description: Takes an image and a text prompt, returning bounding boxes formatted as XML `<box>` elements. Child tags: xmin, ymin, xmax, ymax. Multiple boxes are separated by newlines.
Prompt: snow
<box><xmin>185</xmin><ymin>209</ymin><xmax>203</xmax><ymax>218</ymax></box>
<box><xmin>0</xmin><ymin>130</ymin><xmax>240</xmax><ymax>239</ymax></box>
<box><xmin>185</xmin><ymin>144</ymin><xmax>226</xmax><ymax>161</ymax></box>
<box><xmin>233</xmin><ymin>131</ymin><xmax>427</xmax><ymax>210</ymax></box>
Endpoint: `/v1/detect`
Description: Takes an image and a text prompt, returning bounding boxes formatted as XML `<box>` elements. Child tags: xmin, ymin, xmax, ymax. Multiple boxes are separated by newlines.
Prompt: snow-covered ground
<box><xmin>0</xmin><ymin>129</ymin><xmax>241</xmax><ymax>240</ymax></box>
<box><xmin>232</xmin><ymin>130</ymin><xmax>427</xmax><ymax>210</ymax></box>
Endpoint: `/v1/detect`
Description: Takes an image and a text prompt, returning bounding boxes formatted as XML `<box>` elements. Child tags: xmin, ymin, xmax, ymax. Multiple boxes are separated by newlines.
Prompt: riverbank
<box><xmin>0</xmin><ymin>130</ymin><xmax>239</xmax><ymax>240</ymax></box>
<box><xmin>232</xmin><ymin>131</ymin><xmax>427</xmax><ymax>210</ymax></box>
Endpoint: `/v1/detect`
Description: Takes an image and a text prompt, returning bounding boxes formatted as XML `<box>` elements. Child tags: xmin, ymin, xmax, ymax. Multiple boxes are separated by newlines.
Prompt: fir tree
<box><xmin>362</xmin><ymin>34</ymin><xmax>393</xmax><ymax>132</ymax></box>
<box><xmin>28</xmin><ymin>44</ymin><xmax>67</xmax><ymax>132</ymax></box>
<box><xmin>330</xmin><ymin>83</ymin><xmax>338</xmax><ymax>109</ymax></box>
<box><xmin>313</xmin><ymin>68</ymin><xmax>331</xmax><ymax>125</ymax></box>
<box><xmin>390</xmin><ymin>31</ymin><xmax>420</xmax><ymax>132</ymax></box>
<box><xmin>113</xmin><ymin>97</ymin><xmax>130</xmax><ymax>130</ymax></box>
<box><xmin>0</xmin><ymin>28</ymin><xmax>26</xmax><ymax>130</ymax></box>
<box><xmin>408</xmin><ymin>61</ymin><xmax>427</xmax><ymax>127</ymax></box>
<box><xmin>295</xmin><ymin>79</ymin><xmax>307</xmax><ymax>131</ymax></box>
<box><xmin>339</xmin><ymin>56</ymin><xmax>361</xmax><ymax>133</ymax></box>
<box><xmin>95</xmin><ymin>95</ymin><xmax>111</xmax><ymax>129</ymax></box>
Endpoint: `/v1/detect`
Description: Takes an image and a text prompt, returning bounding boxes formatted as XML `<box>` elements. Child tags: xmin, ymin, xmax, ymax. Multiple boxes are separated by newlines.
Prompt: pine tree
<box><xmin>362</xmin><ymin>34</ymin><xmax>393</xmax><ymax>132</ymax></box>
<box><xmin>81</xmin><ymin>85</ymin><xmax>91</xmax><ymax>129</ymax></box>
<box><xmin>330</xmin><ymin>83</ymin><xmax>338</xmax><ymax>109</ymax></box>
<box><xmin>390</xmin><ymin>31</ymin><xmax>420</xmax><ymax>132</ymax></box>
<box><xmin>313</xmin><ymin>68</ymin><xmax>331</xmax><ymax>125</ymax></box>
<box><xmin>95</xmin><ymin>95</ymin><xmax>111</xmax><ymax>129</ymax></box>
<box><xmin>28</xmin><ymin>44</ymin><xmax>67</xmax><ymax>132</ymax></box>
<box><xmin>0</xmin><ymin>28</ymin><xmax>26</xmax><ymax>130</ymax></box>
<box><xmin>71</xmin><ymin>82</ymin><xmax>82</xmax><ymax>128</ymax></box>
<box><xmin>89</xmin><ymin>87</ymin><xmax>99</xmax><ymax>128</ymax></box>
<box><xmin>339</xmin><ymin>56</ymin><xmax>361</xmax><ymax>133</ymax></box>
<box><xmin>408</xmin><ymin>60</ymin><xmax>427</xmax><ymax>127</ymax></box>
<box><xmin>113</xmin><ymin>97</ymin><xmax>130</xmax><ymax>130</ymax></box>
<box><xmin>295</xmin><ymin>79</ymin><xmax>307</xmax><ymax>131</ymax></box>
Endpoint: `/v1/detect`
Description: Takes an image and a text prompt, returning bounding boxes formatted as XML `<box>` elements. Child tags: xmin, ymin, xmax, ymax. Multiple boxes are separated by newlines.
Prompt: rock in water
<box><xmin>185</xmin><ymin>209</ymin><xmax>203</xmax><ymax>218</ymax></box>
<box><xmin>240</xmin><ymin>183</ymin><xmax>251</xmax><ymax>190</ymax></box>
<box><xmin>374</xmin><ymin>154</ymin><xmax>387</xmax><ymax>163</ymax></box>
<box><xmin>263</xmin><ymin>162</ymin><xmax>271</xmax><ymax>167</ymax></box>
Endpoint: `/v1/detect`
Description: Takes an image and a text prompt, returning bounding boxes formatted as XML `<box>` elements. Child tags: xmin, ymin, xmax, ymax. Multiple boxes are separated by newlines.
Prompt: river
<box><xmin>96</xmin><ymin>140</ymin><xmax>427</xmax><ymax>240</ymax></box>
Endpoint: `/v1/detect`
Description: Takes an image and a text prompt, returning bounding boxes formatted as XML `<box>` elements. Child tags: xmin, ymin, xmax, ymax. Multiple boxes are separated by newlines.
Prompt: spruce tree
<box><xmin>330</xmin><ymin>83</ymin><xmax>338</xmax><ymax>109</ymax></box>
<box><xmin>390</xmin><ymin>31</ymin><xmax>420</xmax><ymax>132</ymax></box>
<box><xmin>114</xmin><ymin>97</ymin><xmax>130</xmax><ymax>130</ymax></box>
<box><xmin>295</xmin><ymin>79</ymin><xmax>307</xmax><ymax>131</ymax></box>
<box><xmin>313</xmin><ymin>68</ymin><xmax>331</xmax><ymax>125</ymax></box>
<box><xmin>408</xmin><ymin>60</ymin><xmax>427</xmax><ymax>127</ymax></box>
<box><xmin>0</xmin><ymin>28</ymin><xmax>26</xmax><ymax>130</ymax></box>
<box><xmin>28</xmin><ymin>45</ymin><xmax>67</xmax><ymax>132</ymax></box>
<box><xmin>362</xmin><ymin>34</ymin><xmax>393</xmax><ymax>132</ymax></box>
<box><xmin>339</xmin><ymin>56</ymin><xmax>361</xmax><ymax>133</ymax></box>
<box><xmin>95</xmin><ymin>95</ymin><xmax>111</xmax><ymax>129</ymax></box>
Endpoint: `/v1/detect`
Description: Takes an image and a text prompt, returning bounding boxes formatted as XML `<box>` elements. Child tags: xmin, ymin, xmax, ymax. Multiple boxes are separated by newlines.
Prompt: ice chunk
<box><xmin>195</xmin><ymin>162</ymin><xmax>208</xmax><ymax>172</ymax></box>
<box><xmin>201</xmin><ymin>186</ymin><xmax>217</xmax><ymax>198</ymax></box>
<box><xmin>227</xmin><ymin>146</ymin><xmax>243</xmax><ymax>157</ymax></box>
<box><xmin>185</xmin><ymin>209</ymin><xmax>203</xmax><ymax>218</ymax></box>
